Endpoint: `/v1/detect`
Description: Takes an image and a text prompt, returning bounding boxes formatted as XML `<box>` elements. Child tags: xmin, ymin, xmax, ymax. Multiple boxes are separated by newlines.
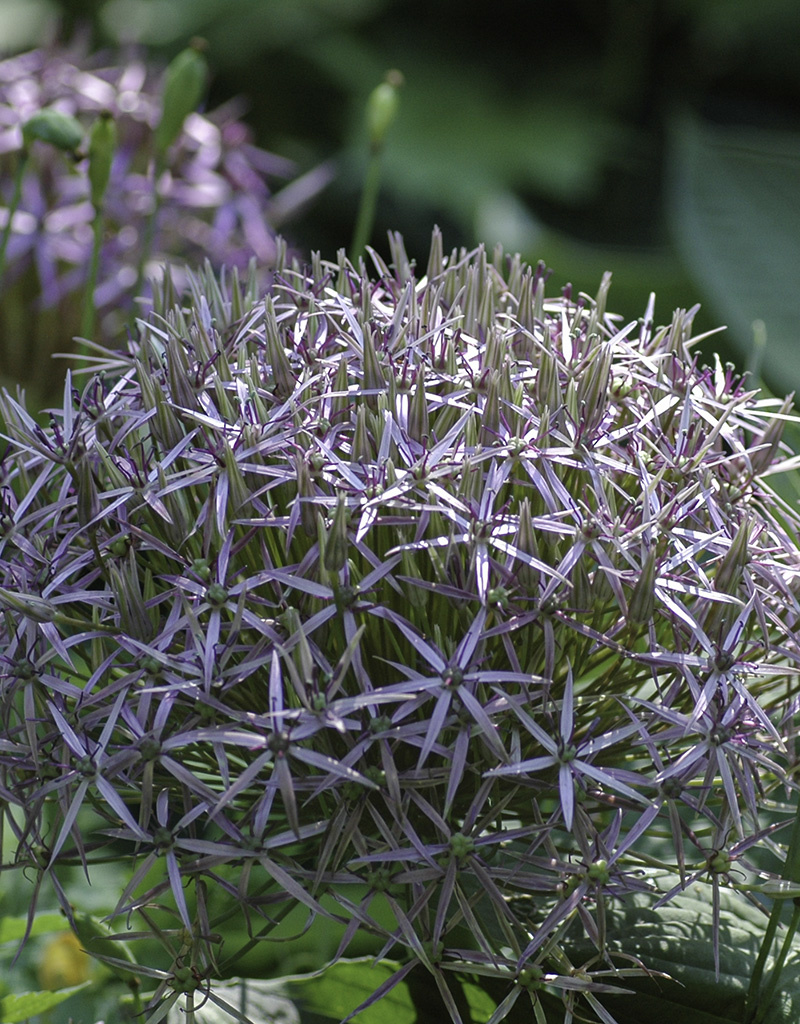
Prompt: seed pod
<box><xmin>154</xmin><ymin>39</ymin><xmax>209</xmax><ymax>159</ymax></box>
<box><xmin>88</xmin><ymin>110</ymin><xmax>117</xmax><ymax>211</ymax></box>
<box><xmin>22</xmin><ymin>108</ymin><xmax>83</xmax><ymax>155</ymax></box>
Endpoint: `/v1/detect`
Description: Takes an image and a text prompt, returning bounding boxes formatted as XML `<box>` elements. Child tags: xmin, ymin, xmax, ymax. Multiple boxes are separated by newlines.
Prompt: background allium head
<box><xmin>0</xmin><ymin>44</ymin><xmax>331</xmax><ymax>399</ymax></box>
<box><xmin>2</xmin><ymin>231</ymin><xmax>800</xmax><ymax>1022</ymax></box>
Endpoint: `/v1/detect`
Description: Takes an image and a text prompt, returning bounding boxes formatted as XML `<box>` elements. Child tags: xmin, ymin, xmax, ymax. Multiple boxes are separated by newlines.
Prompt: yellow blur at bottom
<box><xmin>37</xmin><ymin>931</ymin><xmax>91</xmax><ymax>991</ymax></box>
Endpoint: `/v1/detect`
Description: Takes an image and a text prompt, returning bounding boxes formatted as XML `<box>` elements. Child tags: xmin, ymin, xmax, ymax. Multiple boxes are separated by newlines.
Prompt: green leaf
<box><xmin>460</xmin><ymin>980</ymin><xmax>498</xmax><ymax>1023</ymax></box>
<box><xmin>0</xmin><ymin>982</ymin><xmax>91</xmax><ymax>1023</ymax></box>
<box><xmin>0</xmin><ymin>913</ymin><xmax>67</xmax><ymax>944</ymax></box>
<box><xmin>563</xmin><ymin>872</ymin><xmax>800</xmax><ymax>1024</ymax></box>
<box><xmin>286</xmin><ymin>959</ymin><xmax>416</xmax><ymax>1024</ymax></box>
<box><xmin>668</xmin><ymin>113</ymin><xmax>800</xmax><ymax>391</ymax></box>
<box><xmin>284</xmin><ymin>959</ymin><xmax>498</xmax><ymax>1024</ymax></box>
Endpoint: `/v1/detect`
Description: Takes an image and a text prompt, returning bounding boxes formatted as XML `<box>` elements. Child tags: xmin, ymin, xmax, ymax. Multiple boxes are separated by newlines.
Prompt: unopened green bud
<box><xmin>350</xmin><ymin>405</ymin><xmax>370</xmax><ymax>464</ymax></box>
<box><xmin>401</xmin><ymin>547</ymin><xmax>428</xmax><ymax>609</ymax></box>
<box><xmin>407</xmin><ymin>365</ymin><xmax>429</xmax><ymax>443</ymax></box>
<box><xmin>714</xmin><ymin>517</ymin><xmax>750</xmax><ymax>596</ymax></box>
<box><xmin>109</xmin><ymin>556</ymin><xmax>154</xmax><ymax>642</ymax></box>
<box><xmin>294</xmin><ymin>455</ymin><xmax>318</xmax><ymax>538</ymax></box>
<box><xmin>535</xmin><ymin>331</ymin><xmax>562</xmax><ymax>409</ymax></box>
<box><xmin>324</xmin><ymin>491</ymin><xmax>350</xmax><ymax>575</ymax></box>
<box><xmin>750</xmin><ymin>397</ymin><xmax>793</xmax><ymax>476</ymax></box>
<box><xmin>220</xmin><ymin>440</ymin><xmax>249</xmax><ymax>517</ymax></box>
<box><xmin>366</xmin><ymin>70</ymin><xmax>403</xmax><ymax>153</ymax></box>
<box><xmin>0</xmin><ymin>586</ymin><xmax>56</xmax><ymax>623</ymax></box>
<box><xmin>76</xmin><ymin>456</ymin><xmax>100</xmax><ymax>527</ymax></box>
<box><xmin>628</xmin><ymin>548</ymin><xmax>657</xmax><ymax>625</ymax></box>
<box><xmin>22</xmin><ymin>108</ymin><xmax>84</xmax><ymax>154</ymax></box>
<box><xmin>88</xmin><ymin>111</ymin><xmax>117</xmax><ymax>210</ymax></box>
<box><xmin>515</xmin><ymin>498</ymin><xmax>541</xmax><ymax>592</ymax></box>
<box><xmin>577</xmin><ymin>340</ymin><xmax>613</xmax><ymax>436</ymax></box>
<box><xmin>265</xmin><ymin>296</ymin><xmax>294</xmax><ymax>398</ymax></box>
<box><xmin>361</xmin><ymin>323</ymin><xmax>386</xmax><ymax>397</ymax></box>
<box><xmin>479</xmin><ymin>370</ymin><xmax>500</xmax><ymax>446</ymax></box>
<box><xmin>155</xmin><ymin>39</ymin><xmax>209</xmax><ymax>158</ymax></box>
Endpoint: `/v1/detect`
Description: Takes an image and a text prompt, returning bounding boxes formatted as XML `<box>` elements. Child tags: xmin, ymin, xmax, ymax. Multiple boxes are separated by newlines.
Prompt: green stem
<box><xmin>0</xmin><ymin>152</ymin><xmax>28</xmax><ymax>289</ymax></box>
<box><xmin>80</xmin><ymin>210</ymin><xmax>104</xmax><ymax>350</ymax></box>
<box><xmin>0</xmin><ymin>149</ymin><xmax>28</xmax><ymax>378</ymax></box>
<box><xmin>756</xmin><ymin>904</ymin><xmax>800</xmax><ymax>1019</ymax></box>
<box><xmin>350</xmin><ymin>147</ymin><xmax>384</xmax><ymax>261</ymax></box>
<box><xmin>136</xmin><ymin>157</ymin><xmax>163</xmax><ymax>298</ymax></box>
<box><xmin>745</xmin><ymin>903</ymin><xmax>783</xmax><ymax>1023</ymax></box>
<box><xmin>745</xmin><ymin>797</ymin><xmax>800</xmax><ymax>1022</ymax></box>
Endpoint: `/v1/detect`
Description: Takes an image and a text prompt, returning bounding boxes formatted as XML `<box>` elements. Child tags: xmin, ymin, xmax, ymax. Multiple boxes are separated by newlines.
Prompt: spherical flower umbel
<box><xmin>1</xmin><ymin>231</ymin><xmax>800</xmax><ymax>1021</ymax></box>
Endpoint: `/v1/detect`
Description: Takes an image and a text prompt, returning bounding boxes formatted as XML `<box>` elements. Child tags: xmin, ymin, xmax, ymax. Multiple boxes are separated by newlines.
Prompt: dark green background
<box><xmin>7</xmin><ymin>0</ymin><xmax>800</xmax><ymax>388</ymax></box>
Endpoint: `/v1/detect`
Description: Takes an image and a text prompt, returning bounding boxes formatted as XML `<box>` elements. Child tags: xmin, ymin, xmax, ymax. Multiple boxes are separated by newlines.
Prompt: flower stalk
<box><xmin>350</xmin><ymin>70</ymin><xmax>403</xmax><ymax>259</ymax></box>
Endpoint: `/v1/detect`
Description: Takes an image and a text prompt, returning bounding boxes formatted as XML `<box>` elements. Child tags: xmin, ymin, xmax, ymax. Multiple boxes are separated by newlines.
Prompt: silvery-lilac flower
<box><xmin>0</xmin><ymin>44</ymin><xmax>331</xmax><ymax>394</ymax></box>
<box><xmin>1</xmin><ymin>232</ymin><xmax>800</xmax><ymax>1022</ymax></box>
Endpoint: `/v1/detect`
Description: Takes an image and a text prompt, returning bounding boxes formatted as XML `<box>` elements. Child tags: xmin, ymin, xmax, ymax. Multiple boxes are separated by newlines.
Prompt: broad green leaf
<box><xmin>460</xmin><ymin>979</ymin><xmax>498</xmax><ymax>1023</ymax></box>
<box><xmin>0</xmin><ymin>982</ymin><xmax>91</xmax><ymax>1022</ymax></box>
<box><xmin>286</xmin><ymin>960</ymin><xmax>416</xmax><ymax>1024</ymax></box>
<box><xmin>668</xmin><ymin>113</ymin><xmax>800</xmax><ymax>391</ymax></box>
<box><xmin>564</xmin><ymin>872</ymin><xmax>800</xmax><ymax>1024</ymax></box>
<box><xmin>285</xmin><ymin>958</ymin><xmax>498</xmax><ymax>1024</ymax></box>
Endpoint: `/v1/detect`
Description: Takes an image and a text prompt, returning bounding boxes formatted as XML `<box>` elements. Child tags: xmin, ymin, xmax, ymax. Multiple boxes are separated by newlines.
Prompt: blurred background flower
<box><xmin>0</xmin><ymin>39</ymin><xmax>332</xmax><ymax>401</ymax></box>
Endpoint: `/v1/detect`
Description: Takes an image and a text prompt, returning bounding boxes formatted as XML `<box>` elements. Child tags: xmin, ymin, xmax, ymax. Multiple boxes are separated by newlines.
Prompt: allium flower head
<box><xmin>0</xmin><ymin>44</ymin><xmax>330</xmax><ymax>396</ymax></box>
<box><xmin>1</xmin><ymin>231</ymin><xmax>800</xmax><ymax>1022</ymax></box>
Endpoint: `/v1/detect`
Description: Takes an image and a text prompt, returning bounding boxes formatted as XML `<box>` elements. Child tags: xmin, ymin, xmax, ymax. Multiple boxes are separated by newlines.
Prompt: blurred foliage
<box><xmin>2</xmin><ymin>0</ymin><xmax>799</xmax><ymax>381</ymax></box>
